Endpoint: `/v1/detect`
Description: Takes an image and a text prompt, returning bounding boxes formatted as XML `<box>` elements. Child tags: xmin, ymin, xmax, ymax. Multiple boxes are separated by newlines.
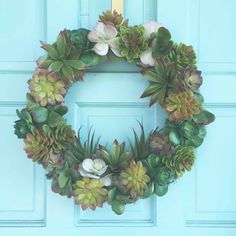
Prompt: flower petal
<box><xmin>104</xmin><ymin>25</ymin><xmax>118</xmax><ymax>40</ymax></box>
<box><xmin>140</xmin><ymin>48</ymin><xmax>155</xmax><ymax>66</ymax></box>
<box><xmin>109</xmin><ymin>38</ymin><xmax>122</xmax><ymax>57</ymax></box>
<box><xmin>143</xmin><ymin>21</ymin><xmax>164</xmax><ymax>38</ymax></box>
<box><xmin>94</xmin><ymin>43</ymin><xmax>109</xmax><ymax>56</ymax></box>
<box><xmin>82</xmin><ymin>158</ymin><xmax>94</xmax><ymax>172</ymax></box>
<box><xmin>93</xmin><ymin>159</ymin><xmax>106</xmax><ymax>169</ymax></box>
<box><xmin>78</xmin><ymin>164</ymin><xmax>100</xmax><ymax>179</ymax></box>
<box><xmin>88</xmin><ymin>31</ymin><xmax>100</xmax><ymax>43</ymax></box>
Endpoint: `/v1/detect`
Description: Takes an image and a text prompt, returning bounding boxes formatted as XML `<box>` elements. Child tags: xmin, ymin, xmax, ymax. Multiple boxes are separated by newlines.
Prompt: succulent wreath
<box><xmin>14</xmin><ymin>10</ymin><xmax>215</xmax><ymax>215</ymax></box>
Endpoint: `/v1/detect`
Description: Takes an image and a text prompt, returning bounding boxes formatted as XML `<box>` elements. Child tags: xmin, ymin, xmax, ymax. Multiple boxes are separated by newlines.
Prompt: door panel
<box><xmin>0</xmin><ymin>0</ymin><xmax>235</xmax><ymax>235</ymax></box>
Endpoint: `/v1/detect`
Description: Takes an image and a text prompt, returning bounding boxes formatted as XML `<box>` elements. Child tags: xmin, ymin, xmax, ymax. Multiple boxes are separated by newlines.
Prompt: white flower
<box><xmin>140</xmin><ymin>21</ymin><xmax>164</xmax><ymax>66</ymax></box>
<box><xmin>88</xmin><ymin>22</ymin><xmax>121</xmax><ymax>57</ymax></box>
<box><xmin>78</xmin><ymin>158</ymin><xmax>111</xmax><ymax>186</ymax></box>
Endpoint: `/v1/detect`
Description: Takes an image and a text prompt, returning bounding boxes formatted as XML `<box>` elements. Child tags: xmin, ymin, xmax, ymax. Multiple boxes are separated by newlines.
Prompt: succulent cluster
<box><xmin>14</xmin><ymin>11</ymin><xmax>215</xmax><ymax>215</ymax></box>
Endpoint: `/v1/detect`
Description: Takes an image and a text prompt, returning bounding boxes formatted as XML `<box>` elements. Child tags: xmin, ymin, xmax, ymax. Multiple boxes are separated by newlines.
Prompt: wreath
<box><xmin>14</xmin><ymin>10</ymin><xmax>215</xmax><ymax>215</ymax></box>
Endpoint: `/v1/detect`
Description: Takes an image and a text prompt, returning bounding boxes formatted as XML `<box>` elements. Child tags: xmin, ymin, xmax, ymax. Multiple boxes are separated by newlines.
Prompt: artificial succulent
<box><xmin>166</xmin><ymin>43</ymin><xmax>196</xmax><ymax>72</ymax></box>
<box><xmin>99</xmin><ymin>140</ymin><xmax>133</xmax><ymax>171</ymax></box>
<box><xmin>164</xmin><ymin>91</ymin><xmax>200</xmax><ymax>122</ymax></box>
<box><xmin>182</xmin><ymin>66</ymin><xmax>202</xmax><ymax>92</ymax></box>
<box><xmin>163</xmin><ymin>145</ymin><xmax>195</xmax><ymax>178</ymax></box>
<box><xmin>118</xmin><ymin>25</ymin><xmax>148</xmax><ymax>62</ymax></box>
<box><xmin>38</xmin><ymin>29</ymin><xmax>88</xmax><ymax>86</ymax></box>
<box><xmin>141</xmin><ymin>62</ymin><xmax>178</xmax><ymax>106</ymax></box>
<box><xmin>119</xmin><ymin>160</ymin><xmax>150</xmax><ymax>199</ymax></box>
<box><xmin>99</xmin><ymin>10</ymin><xmax>128</xmax><ymax>30</ymax></box>
<box><xmin>73</xmin><ymin>177</ymin><xmax>108</xmax><ymax>210</ymax></box>
<box><xmin>28</xmin><ymin>70</ymin><xmax>66</xmax><ymax>106</ymax></box>
<box><xmin>149</xmin><ymin>130</ymin><xmax>175</xmax><ymax>158</ymax></box>
<box><xmin>24</xmin><ymin>130</ymin><xmax>53</xmax><ymax>164</ymax></box>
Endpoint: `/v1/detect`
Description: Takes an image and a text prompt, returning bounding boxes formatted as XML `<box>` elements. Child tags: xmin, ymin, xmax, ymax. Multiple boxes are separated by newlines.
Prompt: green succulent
<box><xmin>193</xmin><ymin>110</ymin><xmax>215</xmax><ymax>125</ymax></box>
<box><xmin>99</xmin><ymin>140</ymin><xmax>132</xmax><ymax>172</ymax></box>
<box><xmin>182</xmin><ymin>66</ymin><xmax>202</xmax><ymax>92</ymax></box>
<box><xmin>151</xmin><ymin>27</ymin><xmax>173</xmax><ymax>57</ymax></box>
<box><xmin>73</xmin><ymin>177</ymin><xmax>108</xmax><ymax>210</ymax></box>
<box><xmin>28</xmin><ymin>70</ymin><xmax>66</xmax><ymax>106</ymax></box>
<box><xmin>166</xmin><ymin>120</ymin><xmax>207</xmax><ymax>148</ymax></box>
<box><xmin>24</xmin><ymin>130</ymin><xmax>53</xmax><ymax>164</ymax></box>
<box><xmin>68</xmin><ymin>28</ymin><xmax>94</xmax><ymax>52</ymax></box>
<box><xmin>64</xmin><ymin>128</ymin><xmax>100</xmax><ymax>165</ymax></box>
<box><xmin>99</xmin><ymin>10</ymin><xmax>128</xmax><ymax>30</ymax></box>
<box><xmin>14</xmin><ymin>108</ymin><xmax>35</xmax><ymax>139</ymax></box>
<box><xmin>129</xmin><ymin>123</ymin><xmax>150</xmax><ymax>161</ymax></box>
<box><xmin>118</xmin><ymin>25</ymin><xmax>148</xmax><ymax>62</ymax></box>
<box><xmin>163</xmin><ymin>145</ymin><xmax>195</xmax><ymax>178</ymax></box>
<box><xmin>141</xmin><ymin>62</ymin><xmax>178</xmax><ymax>106</ymax></box>
<box><xmin>119</xmin><ymin>160</ymin><xmax>150</xmax><ymax>199</ymax></box>
<box><xmin>149</xmin><ymin>130</ymin><xmax>175</xmax><ymax>158</ymax></box>
<box><xmin>38</xmin><ymin>29</ymin><xmax>88</xmax><ymax>86</ymax></box>
<box><xmin>166</xmin><ymin>43</ymin><xmax>196</xmax><ymax>72</ymax></box>
<box><xmin>164</xmin><ymin>91</ymin><xmax>200</xmax><ymax>122</ymax></box>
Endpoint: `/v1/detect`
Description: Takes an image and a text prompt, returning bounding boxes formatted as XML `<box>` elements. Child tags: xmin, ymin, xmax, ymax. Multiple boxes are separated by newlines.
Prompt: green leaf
<box><xmin>56</xmin><ymin>31</ymin><xmax>67</xmax><ymax>57</ymax></box>
<box><xmin>31</xmin><ymin>107</ymin><xmax>49</xmax><ymax>123</ymax></box>
<box><xmin>141</xmin><ymin>84</ymin><xmax>159</xmax><ymax>98</ymax></box>
<box><xmin>53</xmin><ymin>105</ymin><xmax>68</xmax><ymax>116</ymax></box>
<box><xmin>48</xmin><ymin>111</ymin><xmax>63</xmax><ymax>127</ymax></box>
<box><xmin>49</xmin><ymin>61</ymin><xmax>63</xmax><ymax>73</ymax></box>
<box><xmin>58</xmin><ymin>171</ymin><xmax>69</xmax><ymax>188</ymax></box>
<box><xmin>143</xmin><ymin>182</ymin><xmax>154</xmax><ymax>198</ymax></box>
<box><xmin>108</xmin><ymin>188</ymin><xmax>117</xmax><ymax>202</ymax></box>
<box><xmin>41</xmin><ymin>42</ymin><xmax>59</xmax><ymax>59</ymax></box>
<box><xmin>111</xmin><ymin>200</ymin><xmax>125</xmax><ymax>215</ymax></box>
<box><xmin>169</xmin><ymin>130</ymin><xmax>181</xmax><ymax>145</ymax></box>
<box><xmin>154</xmin><ymin>183</ymin><xmax>168</xmax><ymax>197</ymax></box>
<box><xmin>80</xmin><ymin>52</ymin><xmax>104</xmax><ymax>66</ymax></box>
<box><xmin>193</xmin><ymin>110</ymin><xmax>215</xmax><ymax>125</ymax></box>
<box><xmin>65</xmin><ymin>60</ymin><xmax>87</xmax><ymax>70</ymax></box>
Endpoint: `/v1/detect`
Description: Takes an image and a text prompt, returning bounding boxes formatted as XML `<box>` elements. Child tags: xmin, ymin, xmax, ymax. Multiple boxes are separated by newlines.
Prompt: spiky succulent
<box><xmin>163</xmin><ymin>145</ymin><xmax>195</xmax><ymax>177</ymax></box>
<box><xmin>130</xmin><ymin>123</ymin><xmax>150</xmax><ymax>161</ymax></box>
<box><xmin>28</xmin><ymin>70</ymin><xmax>66</xmax><ymax>106</ymax></box>
<box><xmin>166</xmin><ymin>43</ymin><xmax>196</xmax><ymax>72</ymax></box>
<box><xmin>99</xmin><ymin>10</ymin><xmax>128</xmax><ymax>30</ymax></box>
<box><xmin>73</xmin><ymin>177</ymin><xmax>108</xmax><ymax>210</ymax></box>
<box><xmin>164</xmin><ymin>91</ymin><xmax>200</xmax><ymax>122</ymax></box>
<box><xmin>118</xmin><ymin>25</ymin><xmax>148</xmax><ymax>62</ymax></box>
<box><xmin>99</xmin><ymin>140</ymin><xmax>132</xmax><ymax>171</ymax></box>
<box><xmin>24</xmin><ymin>130</ymin><xmax>53</xmax><ymax>164</ymax></box>
<box><xmin>119</xmin><ymin>161</ymin><xmax>150</xmax><ymax>199</ymax></box>
<box><xmin>38</xmin><ymin>30</ymin><xmax>88</xmax><ymax>86</ymax></box>
<box><xmin>149</xmin><ymin>131</ymin><xmax>175</xmax><ymax>158</ymax></box>
<box><xmin>182</xmin><ymin>66</ymin><xmax>202</xmax><ymax>92</ymax></box>
<box><xmin>141</xmin><ymin>62</ymin><xmax>178</xmax><ymax>106</ymax></box>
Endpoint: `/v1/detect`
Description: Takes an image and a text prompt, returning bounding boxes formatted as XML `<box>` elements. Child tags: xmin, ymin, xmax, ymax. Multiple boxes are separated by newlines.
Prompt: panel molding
<box><xmin>186</xmin><ymin>103</ymin><xmax>236</xmax><ymax>228</ymax></box>
<box><xmin>0</xmin><ymin>103</ymin><xmax>47</xmax><ymax>227</ymax></box>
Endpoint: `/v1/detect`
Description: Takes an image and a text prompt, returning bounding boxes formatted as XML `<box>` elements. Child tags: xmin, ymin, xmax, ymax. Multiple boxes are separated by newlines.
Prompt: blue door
<box><xmin>0</xmin><ymin>0</ymin><xmax>236</xmax><ymax>235</ymax></box>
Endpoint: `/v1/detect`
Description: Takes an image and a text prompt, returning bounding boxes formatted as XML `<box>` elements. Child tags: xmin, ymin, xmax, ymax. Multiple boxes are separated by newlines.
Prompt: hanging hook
<box><xmin>112</xmin><ymin>0</ymin><xmax>124</xmax><ymax>15</ymax></box>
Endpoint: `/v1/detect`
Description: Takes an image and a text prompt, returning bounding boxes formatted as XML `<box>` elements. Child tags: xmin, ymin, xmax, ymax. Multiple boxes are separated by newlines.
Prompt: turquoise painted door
<box><xmin>0</xmin><ymin>0</ymin><xmax>236</xmax><ymax>235</ymax></box>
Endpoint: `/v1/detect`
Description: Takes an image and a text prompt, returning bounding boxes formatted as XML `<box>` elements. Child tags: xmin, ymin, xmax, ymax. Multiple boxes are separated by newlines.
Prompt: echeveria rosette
<box><xmin>164</xmin><ymin>91</ymin><xmax>201</xmax><ymax>122</ymax></box>
<box><xmin>78</xmin><ymin>158</ymin><xmax>112</xmax><ymax>186</ymax></box>
<box><xmin>118</xmin><ymin>25</ymin><xmax>148</xmax><ymax>62</ymax></box>
<box><xmin>73</xmin><ymin>177</ymin><xmax>108</xmax><ymax>210</ymax></box>
<box><xmin>119</xmin><ymin>160</ymin><xmax>150</xmax><ymax>199</ymax></box>
<box><xmin>28</xmin><ymin>70</ymin><xmax>66</xmax><ymax>107</ymax></box>
<box><xmin>163</xmin><ymin>145</ymin><xmax>195</xmax><ymax>178</ymax></box>
<box><xmin>88</xmin><ymin>22</ymin><xmax>121</xmax><ymax>57</ymax></box>
<box><xmin>24</xmin><ymin>130</ymin><xmax>54</xmax><ymax>164</ymax></box>
<box><xmin>99</xmin><ymin>10</ymin><xmax>128</xmax><ymax>30</ymax></box>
